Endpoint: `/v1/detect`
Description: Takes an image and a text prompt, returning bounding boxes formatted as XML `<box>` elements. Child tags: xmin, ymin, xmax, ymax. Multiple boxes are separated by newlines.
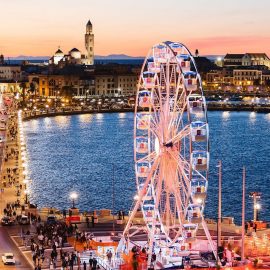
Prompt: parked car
<box><xmin>1</xmin><ymin>216</ymin><xmax>15</xmax><ymax>226</ymax></box>
<box><xmin>2</xmin><ymin>253</ymin><xmax>15</xmax><ymax>265</ymax></box>
<box><xmin>18</xmin><ymin>215</ymin><xmax>30</xmax><ymax>225</ymax></box>
<box><xmin>46</xmin><ymin>215</ymin><xmax>57</xmax><ymax>225</ymax></box>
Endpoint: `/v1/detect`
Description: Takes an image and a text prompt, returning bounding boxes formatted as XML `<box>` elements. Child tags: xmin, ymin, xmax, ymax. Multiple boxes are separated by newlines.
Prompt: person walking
<box><xmin>254</xmin><ymin>223</ymin><xmax>257</xmax><ymax>232</ymax></box>
<box><xmin>91</xmin><ymin>215</ymin><xmax>95</xmax><ymax>228</ymax></box>
<box><xmin>89</xmin><ymin>257</ymin><xmax>93</xmax><ymax>269</ymax></box>
<box><xmin>245</xmin><ymin>222</ymin><xmax>248</xmax><ymax>234</ymax></box>
<box><xmin>92</xmin><ymin>258</ymin><xmax>97</xmax><ymax>270</ymax></box>
<box><xmin>77</xmin><ymin>255</ymin><xmax>81</xmax><ymax>270</ymax></box>
<box><xmin>106</xmin><ymin>250</ymin><xmax>113</xmax><ymax>264</ymax></box>
<box><xmin>69</xmin><ymin>257</ymin><xmax>74</xmax><ymax>270</ymax></box>
<box><xmin>86</xmin><ymin>216</ymin><xmax>90</xmax><ymax>228</ymax></box>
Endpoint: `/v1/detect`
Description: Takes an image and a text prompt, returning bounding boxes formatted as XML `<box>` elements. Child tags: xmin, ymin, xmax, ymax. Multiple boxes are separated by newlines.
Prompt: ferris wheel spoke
<box><xmin>161</xmin><ymin>157</ymin><xmax>187</xmax><ymax>227</ymax></box>
<box><xmin>136</xmin><ymin>150</ymin><xmax>157</xmax><ymax>164</ymax></box>
<box><xmin>124</xmin><ymin>157</ymin><xmax>161</xmax><ymax>237</ymax></box>
<box><xmin>169</xmin><ymin>82</ymin><xmax>186</xmax><ymax>130</ymax></box>
<box><xmin>175</xmin><ymin>165</ymin><xmax>190</xmax><ymax>206</ymax></box>
<box><xmin>170</xmin><ymin>170</ymin><xmax>186</xmax><ymax>225</ymax></box>
<box><xmin>174</xmin><ymin>105</ymin><xmax>188</xmax><ymax>133</ymax></box>
<box><xmin>173</xmin><ymin>151</ymin><xmax>191</xmax><ymax>175</ymax></box>
<box><xmin>169</xmin><ymin>153</ymin><xmax>191</xmax><ymax>201</ymax></box>
<box><xmin>167</xmin><ymin>124</ymin><xmax>190</xmax><ymax>145</ymax></box>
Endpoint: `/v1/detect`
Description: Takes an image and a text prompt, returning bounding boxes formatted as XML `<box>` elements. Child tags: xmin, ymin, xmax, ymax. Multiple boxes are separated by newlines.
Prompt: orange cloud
<box><xmin>186</xmin><ymin>36</ymin><xmax>270</xmax><ymax>55</ymax></box>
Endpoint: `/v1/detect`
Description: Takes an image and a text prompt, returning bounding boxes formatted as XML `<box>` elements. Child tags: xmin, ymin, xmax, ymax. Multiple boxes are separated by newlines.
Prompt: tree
<box><xmin>265</xmin><ymin>79</ymin><xmax>270</xmax><ymax>86</ymax></box>
<box><xmin>61</xmin><ymin>85</ymin><xmax>75</xmax><ymax>98</ymax></box>
<box><xmin>19</xmin><ymin>82</ymin><xmax>27</xmax><ymax>107</ymax></box>
<box><xmin>29</xmin><ymin>82</ymin><xmax>35</xmax><ymax>95</ymax></box>
<box><xmin>195</xmin><ymin>49</ymin><xmax>199</xmax><ymax>57</ymax></box>
<box><xmin>31</xmin><ymin>77</ymin><xmax>39</xmax><ymax>99</ymax></box>
<box><xmin>253</xmin><ymin>78</ymin><xmax>261</xmax><ymax>86</ymax></box>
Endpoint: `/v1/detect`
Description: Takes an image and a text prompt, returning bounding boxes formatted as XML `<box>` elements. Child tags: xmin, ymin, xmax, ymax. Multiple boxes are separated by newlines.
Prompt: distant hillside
<box><xmin>9</xmin><ymin>55</ymin><xmax>50</xmax><ymax>60</ymax></box>
<box><xmin>7</xmin><ymin>54</ymin><xmax>224</xmax><ymax>61</ymax></box>
<box><xmin>203</xmin><ymin>55</ymin><xmax>224</xmax><ymax>61</ymax></box>
<box><xmin>95</xmin><ymin>54</ymin><xmax>144</xmax><ymax>59</ymax></box>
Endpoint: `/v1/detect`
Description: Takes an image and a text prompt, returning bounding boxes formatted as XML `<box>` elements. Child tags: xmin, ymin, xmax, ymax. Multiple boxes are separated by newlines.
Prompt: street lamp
<box><xmin>255</xmin><ymin>203</ymin><xmax>261</xmax><ymax>221</ymax></box>
<box><xmin>249</xmin><ymin>192</ymin><xmax>261</xmax><ymax>222</ymax></box>
<box><xmin>24</xmin><ymin>190</ymin><xmax>29</xmax><ymax>204</ymax></box>
<box><xmin>70</xmin><ymin>192</ymin><xmax>78</xmax><ymax>209</ymax></box>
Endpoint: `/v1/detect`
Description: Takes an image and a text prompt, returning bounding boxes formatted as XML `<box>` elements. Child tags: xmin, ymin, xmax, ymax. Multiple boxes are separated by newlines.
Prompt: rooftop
<box><xmin>55</xmin><ymin>49</ymin><xmax>64</xmax><ymax>54</ymax></box>
<box><xmin>70</xmin><ymin>48</ymin><xmax>80</xmax><ymax>53</ymax></box>
<box><xmin>224</xmin><ymin>54</ymin><xmax>245</xmax><ymax>59</ymax></box>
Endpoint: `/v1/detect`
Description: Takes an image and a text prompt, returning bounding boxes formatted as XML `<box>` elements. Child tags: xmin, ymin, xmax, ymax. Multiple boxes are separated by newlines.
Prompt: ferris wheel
<box><xmin>118</xmin><ymin>41</ymin><xmax>216</xmax><ymax>267</ymax></box>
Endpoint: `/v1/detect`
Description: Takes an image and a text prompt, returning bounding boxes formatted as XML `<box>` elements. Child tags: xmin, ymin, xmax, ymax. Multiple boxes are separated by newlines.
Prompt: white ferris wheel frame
<box><xmin>118</xmin><ymin>41</ymin><xmax>216</xmax><ymax>265</ymax></box>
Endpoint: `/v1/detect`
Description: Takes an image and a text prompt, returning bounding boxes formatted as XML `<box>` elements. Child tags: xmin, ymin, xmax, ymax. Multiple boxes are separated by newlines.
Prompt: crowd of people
<box><xmin>2</xmin><ymin>116</ymin><xmax>20</xmax><ymax>189</ymax></box>
<box><xmin>22</xmin><ymin>219</ymin><xmax>101</xmax><ymax>270</ymax></box>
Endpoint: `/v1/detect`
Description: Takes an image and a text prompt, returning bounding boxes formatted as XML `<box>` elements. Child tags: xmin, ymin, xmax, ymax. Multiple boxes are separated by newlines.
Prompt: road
<box><xmin>0</xmin><ymin>226</ymin><xmax>32</xmax><ymax>270</ymax></box>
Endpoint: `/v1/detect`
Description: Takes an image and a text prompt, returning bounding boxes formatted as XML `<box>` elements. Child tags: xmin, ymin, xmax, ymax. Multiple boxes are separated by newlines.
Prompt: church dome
<box><xmin>55</xmin><ymin>48</ymin><xmax>64</xmax><ymax>56</ymax></box>
<box><xmin>69</xmin><ymin>48</ymin><xmax>81</xmax><ymax>59</ymax></box>
<box><xmin>70</xmin><ymin>48</ymin><xmax>80</xmax><ymax>52</ymax></box>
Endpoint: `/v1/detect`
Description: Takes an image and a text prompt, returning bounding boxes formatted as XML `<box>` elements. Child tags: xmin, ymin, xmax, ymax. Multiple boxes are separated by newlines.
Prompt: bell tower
<box><xmin>85</xmin><ymin>20</ymin><xmax>94</xmax><ymax>65</ymax></box>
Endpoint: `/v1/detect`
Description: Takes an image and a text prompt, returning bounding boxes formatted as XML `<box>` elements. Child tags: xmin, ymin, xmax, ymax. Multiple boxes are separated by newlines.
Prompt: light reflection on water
<box><xmin>249</xmin><ymin>112</ymin><xmax>256</xmax><ymax>123</ymax></box>
<box><xmin>222</xmin><ymin>111</ymin><xmax>230</xmax><ymax>120</ymax></box>
<box><xmin>78</xmin><ymin>114</ymin><xmax>93</xmax><ymax>124</ymax></box>
<box><xmin>23</xmin><ymin>112</ymin><xmax>270</xmax><ymax>224</ymax></box>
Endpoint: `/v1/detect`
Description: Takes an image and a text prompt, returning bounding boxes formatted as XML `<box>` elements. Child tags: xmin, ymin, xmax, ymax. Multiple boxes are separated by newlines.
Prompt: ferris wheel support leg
<box><xmin>147</xmin><ymin>233</ymin><xmax>154</xmax><ymax>268</ymax></box>
<box><xmin>201</xmin><ymin>218</ymin><xmax>217</xmax><ymax>260</ymax></box>
<box><xmin>122</xmin><ymin>158</ymin><xmax>160</xmax><ymax>237</ymax></box>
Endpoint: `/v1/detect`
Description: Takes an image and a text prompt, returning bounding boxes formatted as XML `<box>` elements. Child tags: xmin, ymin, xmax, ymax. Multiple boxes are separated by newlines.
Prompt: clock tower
<box><xmin>85</xmin><ymin>20</ymin><xmax>94</xmax><ymax>65</ymax></box>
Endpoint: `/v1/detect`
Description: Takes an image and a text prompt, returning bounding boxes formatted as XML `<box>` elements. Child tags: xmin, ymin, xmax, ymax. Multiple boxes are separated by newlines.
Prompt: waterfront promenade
<box><xmin>0</xmin><ymin>101</ymin><xmax>33</xmax><ymax>269</ymax></box>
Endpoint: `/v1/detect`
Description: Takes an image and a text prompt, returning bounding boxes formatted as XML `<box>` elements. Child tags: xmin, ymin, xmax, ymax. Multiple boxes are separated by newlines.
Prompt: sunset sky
<box><xmin>0</xmin><ymin>0</ymin><xmax>270</xmax><ymax>57</ymax></box>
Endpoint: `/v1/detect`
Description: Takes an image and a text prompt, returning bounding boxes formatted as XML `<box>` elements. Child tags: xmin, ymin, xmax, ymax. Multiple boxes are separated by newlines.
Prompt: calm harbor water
<box><xmin>23</xmin><ymin>111</ymin><xmax>270</xmax><ymax>224</ymax></box>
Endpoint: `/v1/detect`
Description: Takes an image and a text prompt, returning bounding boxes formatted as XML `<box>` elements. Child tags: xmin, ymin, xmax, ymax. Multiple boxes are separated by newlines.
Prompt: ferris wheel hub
<box><xmin>164</xmin><ymin>142</ymin><xmax>173</xmax><ymax>148</ymax></box>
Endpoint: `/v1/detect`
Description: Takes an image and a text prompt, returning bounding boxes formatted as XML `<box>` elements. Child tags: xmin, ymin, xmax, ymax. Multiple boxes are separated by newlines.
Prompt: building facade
<box><xmin>0</xmin><ymin>66</ymin><xmax>22</xmax><ymax>80</ymax></box>
<box><xmin>242</xmin><ymin>53</ymin><xmax>270</xmax><ymax>68</ymax></box>
<box><xmin>223</xmin><ymin>54</ymin><xmax>244</xmax><ymax>67</ymax></box>
<box><xmin>115</xmin><ymin>74</ymin><xmax>137</xmax><ymax>96</ymax></box>
<box><xmin>233</xmin><ymin>69</ymin><xmax>262</xmax><ymax>86</ymax></box>
<box><xmin>95</xmin><ymin>74</ymin><xmax>137</xmax><ymax>96</ymax></box>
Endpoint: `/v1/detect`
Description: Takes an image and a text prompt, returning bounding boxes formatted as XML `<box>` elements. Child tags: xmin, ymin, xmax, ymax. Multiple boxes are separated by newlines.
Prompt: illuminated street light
<box><xmin>70</xmin><ymin>192</ymin><xmax>78</xmax><ymax>209</ymax></box>
<box><xmin>249</xmin><ymin>192</ymin><xmax>261</xmax><ymax>222</ymax></box>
